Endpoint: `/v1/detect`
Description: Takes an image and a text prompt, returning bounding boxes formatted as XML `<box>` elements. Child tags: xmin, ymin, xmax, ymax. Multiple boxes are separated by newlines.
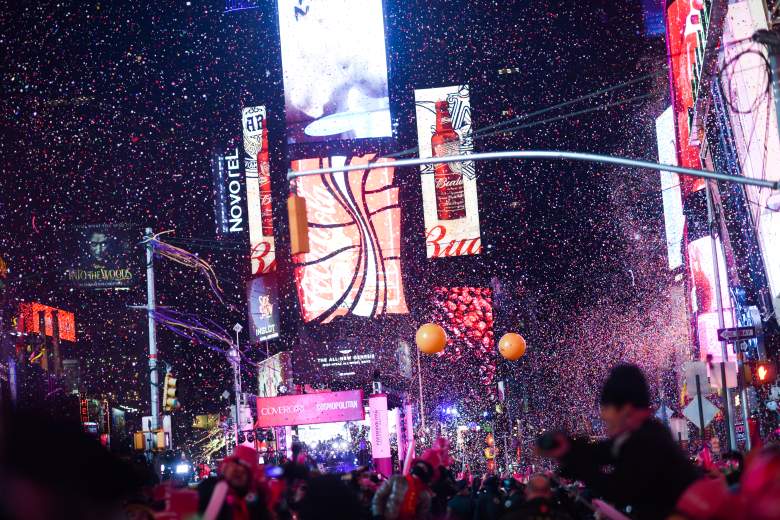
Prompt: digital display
<box><xmin>277</xmin><ymin>0</ymin><xmax>391</xmax><ymax>143</ymax></box>
<box><xmin>211</xmin><ymin>147</ymin><xmax>246</xmax><ymax>237</ymax></box>
<box><xmin>247</xmin><ymin>274</ymin><xmax>281</xmax><ymax>342</ymax></box>
<box><xmin>656</xmin><ymin>107</ymin><xmax>684</xmax><ymax>270</ymax></box>
<box><xmin>17</xmin><ymin>302</ymin><xmax>77</xmax><ymax>342</ymax></box>
<box><xmin>65</xmin><ymin>223</ymin><xmax>135</xmax><ymax>289</ymax></box>
<box><xmin>414</xmin><ymin>85</ymin><xmax>481</xmax><ymax>258</ymax></box>
<box><xmin>290</xmin><ymin>154</ymin><xmax>407</xmax><ymax>323</ymax></box>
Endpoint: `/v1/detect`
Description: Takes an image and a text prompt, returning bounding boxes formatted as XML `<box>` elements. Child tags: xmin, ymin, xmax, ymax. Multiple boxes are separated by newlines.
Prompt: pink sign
<box><xmin>369</xmin><ymin>394</ymin><xmax>392</xmax><ymax>477</ymax></box>
<box><xmin>256</xmin><ymin>390</ymin><xmax>364</xmax><ymax>427</ymax></box>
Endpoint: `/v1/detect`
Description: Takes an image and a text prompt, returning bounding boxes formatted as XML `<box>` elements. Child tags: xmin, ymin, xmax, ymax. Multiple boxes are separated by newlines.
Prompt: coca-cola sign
<box><xmin>290</xmin><ymin>154</ymin><xmax>408</xmax><ymax>323</ymax></box>
<box><xmin>414</xmin><ymin>85</ymin><xmax>481</xmax><ymax>258</ymax></box>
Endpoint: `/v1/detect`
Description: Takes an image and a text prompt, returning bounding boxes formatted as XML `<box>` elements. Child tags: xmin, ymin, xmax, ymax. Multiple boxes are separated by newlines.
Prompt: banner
<box><xmin>290</xmin><ymin>154</ymin><xmax>407</xmax><ymax>323</ymax></box>
<box><xmin>414</xmin><ymin>85</ymin><xmax>481</xmax><ymax>258</ymax></box>
<box><xmin>65</xmin><ymin>223</ymin><xmax>135</xmax><ymax>289</ymax></box>
<box><xmin>212</xmin><ymin>147</ymin><xmax>246</xmax><ymax>237</ymax></box>
<box><xmin>257</xmin><ymin>351</ymin><xmax>293</xmax><ymax>398</ymax></box>
<box><xmin>369</xmin><ymin>394</ymin><xmax>392</xmax><ymax>476</ymax></box>
<box><xmin>247</xmin><ymin>274</ymin><xmax>281</xmax><ymax>342</ymax></box>
<box><xmin>256</xmin><ymin>390</ymin><xmax>364</xmax><ymax>427</ymax></box>
<box><xmin>241</xmin><ymin>106</ymin><xmax>276</xmax><ymax>275</ymax></box>
<box><xmin>656</xmin><ymin>107</ymin><xmax>684</xmax><ymax>270</ymax></box>
<box><xmin>17</xmin><ymin>302</ymin><xmax>76</xmax><ymax>342</ymax></box>
<box><xmin>277</xmin><ymin>0</ymin><xmax>391</xmax><ymax>143</ymax></box>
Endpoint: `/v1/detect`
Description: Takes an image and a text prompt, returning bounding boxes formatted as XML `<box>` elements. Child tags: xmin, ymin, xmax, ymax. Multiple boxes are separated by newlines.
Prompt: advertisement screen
<box><xmin>428</xmin><ymin>287</ymin><xmax>497</xmax><ymax>400</ymax></box>
<box><xmin>277</xmin><ymin>0</ymin><xmax>391</xmax><ymax>143</ymax></box>
<box><xmin>212</xmin><ymin>147</ymin><xmax>245</xmax><ymax>237</ymax></box>
<box><xmin>665</xmin><ymin>0</ymin><xmax>704</xmax><ymax>193</ymax></box>
<box><xmin>257</xmin><ymin>351</ymin><xmax>293</xmax><ymax>398</ymax></box>
<box><xmin>247</xmin><ymin>274</ymin><xmax>281</xmax><ymax>342</ymax></box>
<box><xmin>17</xmin><ymin>302</ymin><xmax>76</xmax><ymax>342</ymax></box>
<box><xmin>290</xmin><ymin>154</ymin><xmax>407</xmax><ymax>323</ymax></box>
<box><xmin>65</xmin><ymin>223</ymin><xmax>135</xmax><ymax>289</ymax></box>
<box><xmin>414</xmin><ymin>85</ymin><xmax>481</xmax><ymax>258</ymax></box>
<box><xmin>256</xmin><ymin>389</ymin><xmax>365</xmax><ymax>427</ymax></box>
<box><xmin>241</xmin><ymin>106</ymin><xmax>276</xmax><ymax>275</ymax></box>
<box><xmin>656</xmin><ymin>106</ymin><xmax>685</xmax><ymax>270</ymax></box>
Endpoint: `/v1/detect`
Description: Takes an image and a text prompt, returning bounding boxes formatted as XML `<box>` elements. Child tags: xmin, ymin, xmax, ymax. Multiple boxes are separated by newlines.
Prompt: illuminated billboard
<box><xmin>414</xmin><ymin>85</ymin><xmax>481</xmax><ymax>258</ymax></box>
<box><xmin>211</xmin><ymin>147</ymin><xmax>246</xmax><ymax>237</ymax></box>
<box><xmin>665</xmin><ymin>0</ymin><xmax>704</xmax><ymax>194</ymax></box>
<box><xmin>277</xmin><ymin>0</ymin><xmax>391</xmax><ymax>143</ymax></box>
<box><xmin>656</xmin><ymin>106</ymin><xmax>685</xmax><ymax>270</ymax></box>
<box><xmin>290</xmin><ymin>154</ymin><xmax>407</xmax><ymax>323</ymax></box>
<box><xmin>428</xmin><ymin>287</ymin><xmax>497</xmax><ymax>400</ymax></box>
<box><xmin>241</xmin><ymin>106</ymin><xmax>276</xmax><ymax>275</ymax></box>
<box><xmin>257</xmin><ymin>351</ymin><xmax>293</xmax><ymax>398</ymax></box>
<box><xmin>247</xmin><ymin>274</ymin><xmax>281</xmax><ymax>342</ymax></box>
<box><xmin>65</xmin><ymin>223</ymin><xmax>135</xmax><ymax>289</ymax></box>
<box><xmin>18</xmin><ymin>302</ymin><xmax>76</xmax><ymax>342</ymax></box>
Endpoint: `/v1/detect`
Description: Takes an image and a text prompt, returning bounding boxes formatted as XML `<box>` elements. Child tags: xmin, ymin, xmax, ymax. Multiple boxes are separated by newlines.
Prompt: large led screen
<box><xmin>414</xmin><ymin>85</ymin><xmax>481</xmax><ymax>258</ymax></box>
<box><xmin>241</xmin><ymin>106</ymin><xmax>276</xmax><ymax>275</ymax></box>
<box><xmin>247</xmin><ymin>274</ymin><xmax>281</xmax><ymax>342</ymax></box>
<box><xmin>656</xmin><ymin>106</ymin><xmax>684</xmax><ymax>271</ymax></box>
<box><xmin>290</xmin><ymin>154</ymin><xmax>407</xmax><ymax>323</ymax></box>
<box><xmin>277</xmin><ymin>0</ymin><xmax>391</xmax><ymax>143</ymax></box>
<box><xmin>17</xmin><ymin>302</ymin><xmax>76</xmax><ymax>342</ymax></box>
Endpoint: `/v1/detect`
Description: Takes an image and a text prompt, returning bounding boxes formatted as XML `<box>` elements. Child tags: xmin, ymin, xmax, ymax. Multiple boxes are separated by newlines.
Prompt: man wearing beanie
<box><xmin>540</xmin><ymin>364</ymin><xmax>699</xmax><ymax>520</ymax></box>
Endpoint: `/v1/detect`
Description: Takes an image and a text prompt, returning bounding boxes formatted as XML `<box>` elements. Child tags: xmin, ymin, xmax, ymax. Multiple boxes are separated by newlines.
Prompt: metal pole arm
<box><xmin>286</xmin><ymin>150</ymin><xmax>779</xmax><ymax>190</ymax></box>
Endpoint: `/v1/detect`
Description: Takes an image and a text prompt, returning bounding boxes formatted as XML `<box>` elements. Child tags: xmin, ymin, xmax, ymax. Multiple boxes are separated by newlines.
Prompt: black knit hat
<box><xmin>599</xmin><ymin>364</ymin><xmax>650</xmax><ymax>408</ymax></box>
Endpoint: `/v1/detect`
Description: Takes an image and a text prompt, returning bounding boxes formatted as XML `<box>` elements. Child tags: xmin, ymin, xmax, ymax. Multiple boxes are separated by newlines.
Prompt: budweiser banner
<box><xmin>241</xmin><ymin>106</ymin><xmax>276</xmax><ymax>275</ymax></box>
<box><xmin>414</xmin><ymin>85</ymin><xmax>481</xmax><ymax>258</ymax></box>
<box><xmin>65</xmin><ymin>223</ymin><xmax>135</xmax><ymax>289</ymax></box>
<box><xmin>247</xmin><ymin>274</ymin><xmax>281</xmax><ymax>342</ymax></box>
<box><xmin>256</xmin><ymin>389</ymin><xmax>365</xmax><ymax>427</ymax></box>
<box><xmin>290</xmin><ymin>154</ymin><xmax>408</xmax><ymax>323</ymax></box>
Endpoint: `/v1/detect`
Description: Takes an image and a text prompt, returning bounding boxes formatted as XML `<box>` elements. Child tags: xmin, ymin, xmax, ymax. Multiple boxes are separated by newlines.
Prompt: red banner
<box><xmin>256</xmin><ymin>390</ymin><xmax>364</xmax><ymax>427</ymax></box>
<box><xmin>17</xmin><ymin>302</ymin><xmax>76</xmax><ymax>342</ymax></box>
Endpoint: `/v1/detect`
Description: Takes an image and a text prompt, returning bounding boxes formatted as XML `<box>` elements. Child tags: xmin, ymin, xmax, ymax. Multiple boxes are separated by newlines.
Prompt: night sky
<box><xmin>0</xmin><ymin>0</ymin><xmax>683</xmax><ymax>454</ymax></box>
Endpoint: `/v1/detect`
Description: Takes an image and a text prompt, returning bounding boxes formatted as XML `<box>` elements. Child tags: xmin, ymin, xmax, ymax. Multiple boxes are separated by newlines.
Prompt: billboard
<box><xmin>656</xmin><ymin>107</ymin><xmax>685</xmax><ymax>270</ymax></box>
<box><xmin>247</xmin><ymin>274</ymin><xmax>281</xmax><ymax>342</ymax></box>
<box><xmin>257</xmin><ymin>351</ymin><xmax>293</xmax><ymax>398</ymax></box>
<box><xmin>241</xmin><ymin>106</ymin><xmax>276</xmax><ymax>275</ymax></box>
<box><xmin>17</xmin><ymin>302</ymin><xmax>76</xmax><ymax>342</ymax></box>
<box><xmin>290</xmin><ymin>154</ymin><xmax>407</xmax><ymax>323</ymax></box>
<box><xmin>212</xmin><ymin>147</ymin><xmax>246</xmax><ymax>237</ymax></box>
<box><xmin>65</xmin><ymin>223</ymin><xmax>134</xmax><ymax>289</ymax></box>
<box><xmin>414</xmin><ymin>85</ymin><xmax>481</xmax><ymax>258</ymax></box>
<box><xmin>276</xmin><ymin>0</ymin><xmax>391</xmax><ymax>143</ymax></box>
<box><xmin>429</xmin><ymin>287</ymin><xmax>497</xmax><ymax>400</ymax></box>
<box><xmin>665</xmin><ymin>0</ymin><xmax>704</xmax><ymax>194</ymax></box>
<box><xmin>256</xmin><ymin>389</ymin><xmax>365</xmax><ymax>427</ymax></box>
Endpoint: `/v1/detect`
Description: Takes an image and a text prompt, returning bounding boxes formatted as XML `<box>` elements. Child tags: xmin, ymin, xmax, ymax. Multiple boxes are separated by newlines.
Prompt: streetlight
<box><xmin>229</xmin><ymin>323</ymin><xmax>243</xmax><ymax>445</ymax></box>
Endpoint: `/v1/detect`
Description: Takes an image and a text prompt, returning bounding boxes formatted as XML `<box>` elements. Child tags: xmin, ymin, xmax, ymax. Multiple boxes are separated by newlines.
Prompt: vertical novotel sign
<box><xmin>212</xmin><ymin>148</ymin><xmax>246</xmax><ymax>236</ymax></box>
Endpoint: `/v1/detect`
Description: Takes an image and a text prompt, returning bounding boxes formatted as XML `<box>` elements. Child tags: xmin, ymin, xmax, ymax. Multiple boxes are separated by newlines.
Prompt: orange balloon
<box><xmin>498</xmin><ymin>333</ymin><xmax>526</xmax><ymax>360</ymax></box>
<box><xmin>416</xmin><ymin>323</ymin><xmax>447</xmax><ymax>354</ymax></box>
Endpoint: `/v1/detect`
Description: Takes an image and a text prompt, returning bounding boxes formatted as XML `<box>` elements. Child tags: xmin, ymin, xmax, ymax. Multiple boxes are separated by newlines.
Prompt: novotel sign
<box><xmin>255</xmin><ymin>389</ymin><xmax>365</xmax><ymax>427</ymax></box>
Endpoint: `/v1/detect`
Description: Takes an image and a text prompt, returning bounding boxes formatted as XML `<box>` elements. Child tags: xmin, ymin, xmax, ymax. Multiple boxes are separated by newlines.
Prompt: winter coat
<box><xmin>559</xmin><ymin>418</ymin><xmax>700</xmax><ymax>520</ymax></box>
<box><xmin>372</xmin><ymin>474</ymin><xmax>432</xmax><ymax>520</ymax></box>
<box><xmin>198</xmin><ymin>477</ymin><xmax>272</xmax><ymax>520</ymax></box>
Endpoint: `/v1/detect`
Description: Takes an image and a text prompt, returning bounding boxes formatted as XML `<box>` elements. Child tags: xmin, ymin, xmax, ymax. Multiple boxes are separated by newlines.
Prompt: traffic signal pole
<box><xmin>145</xmin><ymin>228</ymin><xmax>160</xmax><ymax>431</ymax></box>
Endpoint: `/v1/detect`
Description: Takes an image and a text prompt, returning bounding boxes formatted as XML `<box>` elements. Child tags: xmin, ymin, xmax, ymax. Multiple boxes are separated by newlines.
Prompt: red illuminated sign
<box><xmin>290</xmin><ymin>154</ymin><xmax>408</xmax><ymax>323</ymax></box>
<box><xmin>17</xmin><ymin>302</ymin><xmax>76</xmax><ymax>342</ymax></box>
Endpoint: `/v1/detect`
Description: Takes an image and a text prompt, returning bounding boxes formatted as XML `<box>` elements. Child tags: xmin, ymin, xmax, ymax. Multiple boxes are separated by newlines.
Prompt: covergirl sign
<box><xmin>256</xmin><ymin>390</ymin><xmax>364</xmax><ymax>427</ymax></box>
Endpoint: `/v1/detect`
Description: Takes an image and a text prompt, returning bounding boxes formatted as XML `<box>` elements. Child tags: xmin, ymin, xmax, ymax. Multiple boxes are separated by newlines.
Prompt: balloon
<box><xmin>416</xmin><ymin>323</ymin><xmax>447</xmax><ymax>354</ymax></box>
<box><xmin>498</xmin><ymin>333</ymin><xmax>526</xmax><ymax>360</ymax></box>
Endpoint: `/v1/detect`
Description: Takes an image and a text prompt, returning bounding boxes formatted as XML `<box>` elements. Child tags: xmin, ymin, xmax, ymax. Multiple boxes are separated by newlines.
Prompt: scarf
<box><xmin>399</xmin><ymin>475</ymin><xmax>425</xmax><ymax>520</ymax></box>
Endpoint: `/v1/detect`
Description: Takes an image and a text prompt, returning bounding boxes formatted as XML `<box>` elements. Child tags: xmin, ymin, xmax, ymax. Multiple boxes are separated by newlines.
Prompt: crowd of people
<box><xmin>1</xmin><ymin>364</ymin><xmax>780</xmax><ymax>520</ymax></box>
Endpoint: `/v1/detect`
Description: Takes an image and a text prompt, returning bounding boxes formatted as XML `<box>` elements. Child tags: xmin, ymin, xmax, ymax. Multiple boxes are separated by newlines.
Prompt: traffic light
<box><xmin>163</xmin><ymin>372</ymin><xmax>179</xmax><ymax>412</ymax></box>
<box><xmin>287</xmin><ymin>194</ymin><xmax>309</xmax><ymax>254</ymax></box>
<box><xmin>745</xmin><ymin>360</ymin><xmax>777</xmax><ymax>387</ymax></box>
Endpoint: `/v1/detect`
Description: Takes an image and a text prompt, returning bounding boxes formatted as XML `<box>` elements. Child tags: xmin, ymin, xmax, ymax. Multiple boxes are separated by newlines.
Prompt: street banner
<box><xmin>369</xmin><ymin>394</ymin><xmax>392</xmax><ymax>477</ymax></box>
<box><xmin>17</xmin><ymin>302</ymin><xmax>76</xmax><ymax>342</ymax></box>
<box><xmin>414</xmin><ymin>84</ymin><xmax>481</xmax><ymax>258</ymax></box>
<box><xmin>241</xmin><ymin>106</ymin><xmax>276</xmax><ymax>275</ymax></box>
<box><xmin>65</xmin><ymin>223</ymin><xmax>135</xmax><ymax>289</ymax></box>
<box><xmin>247</xmin><ymin>274</ymin><xmax>281</xmax><ymax>342</ymax></box>
<box><xmin>290</xmin><ymin>154</ymin><xmax>407</xmax><ymax>323</ymax></box>
<box><xmin>256</xmin><ymin>389</ymin><xmax>364</xmax><ymax>427</ymax></box>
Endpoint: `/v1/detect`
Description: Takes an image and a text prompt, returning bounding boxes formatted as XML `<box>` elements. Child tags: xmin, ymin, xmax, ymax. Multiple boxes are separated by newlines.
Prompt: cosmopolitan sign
<box><xmin>256</xmin><ymin>390</ymin><xmax>364</xmax><ymax>427</ymax></box>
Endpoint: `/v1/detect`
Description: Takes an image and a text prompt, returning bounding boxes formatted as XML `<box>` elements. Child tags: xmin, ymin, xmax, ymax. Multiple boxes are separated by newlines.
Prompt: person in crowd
<box><xmin>501</xmin><ymin>474</ymin><xmax>572</xmax><ymax>520</ymax></box>
<box><xmin>721</xmin><ymin>450</ymin><xmax>744</xmax><ymax>488</ymax></box>
<box><xmin>197</xmin><ymin>445</ymin><xmax>271</xmax><ymax>520</ymax></box>
<box><xmin>539</xmin><ymin>363</ymin><xmax>700</xmax><ymax>520</ymax></box>
<box><xmin>446</xmin><ymin>479</ymin><xmax>474</xmax><ymax>520</ymax></box>
<box><xmin>371</xmin><ymin>459</ymin><xmax>434</xmax><ymax>520</ymax></box>
<box><xmin>501</xmin><ymin>478</ymin><xmax>524</xmax><ymax>515</ymax></box>
<box><xmin>294</xmin><ymin>474</ymin><xmax>364</xmax><ymax>520</ymax></box>
<box><xmin>473</xmin><ymin>476</ymin><xmax>504</xmax><ymax>520</ymax></box>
